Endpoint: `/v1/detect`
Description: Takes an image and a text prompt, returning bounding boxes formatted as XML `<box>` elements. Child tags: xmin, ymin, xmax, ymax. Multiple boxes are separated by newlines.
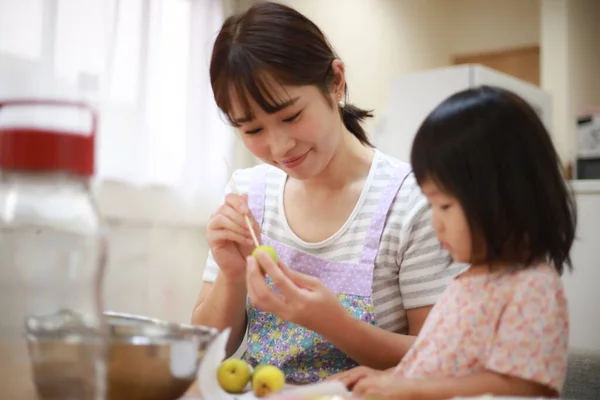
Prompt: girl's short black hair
<box><xmin>410</xmin><ymin>85</ymin><xmax>577</xmax><ymax>274</ymax></box>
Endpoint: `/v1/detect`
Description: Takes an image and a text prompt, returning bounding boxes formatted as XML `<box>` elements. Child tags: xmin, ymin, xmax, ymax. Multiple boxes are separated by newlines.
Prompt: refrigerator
<box><xmin>373</xmin><ymin>64</ymin><xmax>553</xmax><ymax>163</ymax></box>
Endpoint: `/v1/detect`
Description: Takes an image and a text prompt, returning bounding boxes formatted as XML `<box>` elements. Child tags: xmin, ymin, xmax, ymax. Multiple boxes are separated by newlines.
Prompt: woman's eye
<box><xmin>245</xmin><ymin>127</ymin><xmax>262</xmax><ymax>135</ymax></box>
<box><xmin>440</xmin><ymin>204</ymin><xmax>451</xmax><ymax>211</ymax></box>
<box><xmin>283</xmin><ymin>111</ymin><xmax>302</xmax><ymax>123</ymax></box>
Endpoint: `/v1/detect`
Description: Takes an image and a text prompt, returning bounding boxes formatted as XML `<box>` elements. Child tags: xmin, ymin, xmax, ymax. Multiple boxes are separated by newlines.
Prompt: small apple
<box><xmin>252</xmin><ymin>363</ymin><xmax>269</xmax><ymax>377</ymax></box>
<box><xmin>251</xmin><ymin>364</ymin><xmax>286</xmax><ymax>397</ymax></box>
<box><xmin>252</xmin><ymin>244</ymin><xmax>279</xmax><ymax>272</ymax></box>
<box><xmin>216</xmin><ymin>358</ymin><xmax>251</xmax><ymax>394</ymax></box>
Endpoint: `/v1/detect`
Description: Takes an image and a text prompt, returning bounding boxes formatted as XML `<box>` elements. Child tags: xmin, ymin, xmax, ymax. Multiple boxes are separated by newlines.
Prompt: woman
<box><xmin>191</xmin><ymin>1</ymin><xmax>462</xmax><ymax>384</ymax></box>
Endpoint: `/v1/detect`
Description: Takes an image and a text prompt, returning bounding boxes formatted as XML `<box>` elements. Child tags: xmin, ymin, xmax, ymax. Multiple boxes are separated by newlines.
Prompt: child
<box><xmin>339</xmin><ymin>85</ymin><xmax>577</xmax><ymax>399</ymax></box>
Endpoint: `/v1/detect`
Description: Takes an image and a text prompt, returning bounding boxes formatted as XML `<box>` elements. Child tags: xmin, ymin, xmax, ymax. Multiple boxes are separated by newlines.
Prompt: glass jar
<box><xmin>0</xmin><ymin>100</ymin><xmax>107</xmax><ymax>400</ymax></box>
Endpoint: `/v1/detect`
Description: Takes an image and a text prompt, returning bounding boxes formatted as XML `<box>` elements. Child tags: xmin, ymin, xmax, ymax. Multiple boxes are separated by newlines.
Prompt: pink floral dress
<box><xmin>395</xmin><ymin>264</ymin><xmax>569</xmax><ymax>394</ymax></box>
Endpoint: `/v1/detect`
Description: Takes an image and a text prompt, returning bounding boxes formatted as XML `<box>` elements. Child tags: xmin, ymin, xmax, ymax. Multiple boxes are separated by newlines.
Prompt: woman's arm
<box><xmin>320</xmin><ymin>305</ymin><xmax>432</xmax><ymax>368</ymax></box>
<box><xmin>191</xmin><ymin>276</ymin><xmax>248</xmax><ymax>357</ymax></box>
<box><xmin>320</xmin><ymin>192</ymin><xmax>459</xmax><ymax>367</ymax></box>
<box><xmin>324</xmin><ymin>307</ymin><xmax>431</xmax><ymax>384</ymax></box>
<box><xmin>321</xmin><ymin>185</ymin><xmax>460</xmax><ymax>367</ymax></box>
<box><xmin>352</xmin><ymin>371</ymin><xmax>557</xmax><ymax>400</ymax></box>
<box><xmin>192</xmin><ymin>169</ymin><xmax>260</xmax><ymax>357</ymax></box>
<box><xmin>319</xmin><ymin>306</ymin><xmax>424</xmax><ymax>369</ymax></box>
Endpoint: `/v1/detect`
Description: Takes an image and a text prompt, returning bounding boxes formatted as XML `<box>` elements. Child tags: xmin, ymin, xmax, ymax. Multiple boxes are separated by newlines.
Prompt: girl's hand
<box><xmin>326</xmin><ymin>366</ymin><xmax>388</xmax><ymax>390</ymax></box>
<box><xmin>246</xmin><ymin>250</ymin><xmax>348</xmax><ymax>333</ymax></box>
<box><xmin>207</xmin><ymin>193</ymin><xmax>261</xmax><ymax>282</ymax></box>
<box><xmin>352</xmin><ymin>374</ymin><xmax>418</xmax><ymax>400</ymax></box>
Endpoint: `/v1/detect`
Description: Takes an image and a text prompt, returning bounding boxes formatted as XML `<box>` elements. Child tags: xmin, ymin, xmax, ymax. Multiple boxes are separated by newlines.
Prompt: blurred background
<box><xmin>0</xmin><ymin>0</ymin><xmax>598</xmax><ymax>351</ymax></box>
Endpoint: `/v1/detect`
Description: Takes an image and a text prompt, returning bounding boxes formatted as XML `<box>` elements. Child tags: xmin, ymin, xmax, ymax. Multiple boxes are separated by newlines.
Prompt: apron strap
<box><xmin>359</xmin><ymin>163</ymin><xmax>413</xmax><ymax>266</ymax></box>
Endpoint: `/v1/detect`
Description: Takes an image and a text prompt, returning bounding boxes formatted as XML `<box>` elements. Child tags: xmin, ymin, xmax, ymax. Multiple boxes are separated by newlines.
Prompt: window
<box><xmin>0</xmin><ymin>0</ymin><xmax>232</xmax><ymax>214</ymax></box>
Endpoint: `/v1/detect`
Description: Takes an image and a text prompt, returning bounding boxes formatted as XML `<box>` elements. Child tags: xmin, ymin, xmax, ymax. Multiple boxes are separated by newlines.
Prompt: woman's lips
<box><xmin>280</xmin><ymin>151</ymin><xmax>309</xmax><ymax>168</ymax></box>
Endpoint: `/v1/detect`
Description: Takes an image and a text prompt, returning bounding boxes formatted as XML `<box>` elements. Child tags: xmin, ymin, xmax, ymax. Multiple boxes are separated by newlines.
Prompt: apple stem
<box><xmin>223</xmin><ymin>157</ymin><xmax>261</xmax><ymax>248</ymax></box>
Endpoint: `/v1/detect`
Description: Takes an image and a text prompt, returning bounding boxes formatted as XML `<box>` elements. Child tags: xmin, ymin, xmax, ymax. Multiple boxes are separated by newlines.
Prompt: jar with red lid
<box><xmin>0</xmin><ymin>99</ymin><xmax>108</xmax><ymax>400</ymax></box>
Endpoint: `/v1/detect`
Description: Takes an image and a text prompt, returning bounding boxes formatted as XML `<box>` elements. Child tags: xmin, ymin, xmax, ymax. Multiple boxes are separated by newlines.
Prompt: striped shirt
<box><xmin>202</xmin><ymin>150</ymin><xmax>464</xmax><ymax>333</ymax></box>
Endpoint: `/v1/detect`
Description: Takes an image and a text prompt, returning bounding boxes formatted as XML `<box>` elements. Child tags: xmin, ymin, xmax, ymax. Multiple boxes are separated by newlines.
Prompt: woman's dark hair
<box><xmin>209</xmin><ymin>1</ymin><xmax>373</xmax><ymax>146</ymax></box>
<box><xmin>410</xmin><ymin>85</ymin><xmax>577</xmax><ymax>274</ymax></box>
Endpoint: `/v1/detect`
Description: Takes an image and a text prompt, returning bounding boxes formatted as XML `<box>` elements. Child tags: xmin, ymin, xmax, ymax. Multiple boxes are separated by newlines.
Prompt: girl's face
<box><xmin>421</xmin><ymin>180</ymin><xmax>472</xmax><ymax>263</ymax></box>
<box><xmin>228</xmin><ymin>69</ymin><xmax>346</xmax><ymax>180</ymax></box>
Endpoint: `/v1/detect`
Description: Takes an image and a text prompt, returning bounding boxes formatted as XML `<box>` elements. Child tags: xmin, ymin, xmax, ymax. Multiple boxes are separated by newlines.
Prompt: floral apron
<box><xmin>242</xmin><ymin>163</ymin><xmax>411</xmax><ymax>384</ymax></box>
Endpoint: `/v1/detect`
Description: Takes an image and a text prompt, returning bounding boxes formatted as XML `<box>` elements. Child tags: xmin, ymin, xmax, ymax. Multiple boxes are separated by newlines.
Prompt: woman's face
<box><xmin>228</xmin><ymin>74</ymin><xmax>345</xmax><ymax>180</ymax></box>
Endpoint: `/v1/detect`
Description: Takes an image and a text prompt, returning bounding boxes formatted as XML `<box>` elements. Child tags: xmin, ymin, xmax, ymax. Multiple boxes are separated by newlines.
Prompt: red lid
<box><xmin>0</xmin><ymin>100</ymin><xmax>97</xmax><ymax>176</ymax></box>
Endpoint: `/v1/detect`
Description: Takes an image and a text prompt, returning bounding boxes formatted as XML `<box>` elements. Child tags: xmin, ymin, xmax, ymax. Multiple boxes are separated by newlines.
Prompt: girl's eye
<box><xmin>283</xmin><ymin>110</ymin><xmax>302</xmax><ymax>123</ymax></box>
<box><xmin>440</xmin><ymin>204</ymin><xmax>451</xmax><ymax>211</ymax></box>
<box><xmin>245</xmin><ymin>127</ymin><xmax>262</xmax><ymax>135</ymax></box>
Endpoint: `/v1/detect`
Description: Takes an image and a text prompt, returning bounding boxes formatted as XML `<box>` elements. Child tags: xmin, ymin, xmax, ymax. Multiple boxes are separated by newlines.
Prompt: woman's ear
<box><xmin>330</xmin><ymin>59</ymin><xmax>346</xmax><ymax>98</ymax></box>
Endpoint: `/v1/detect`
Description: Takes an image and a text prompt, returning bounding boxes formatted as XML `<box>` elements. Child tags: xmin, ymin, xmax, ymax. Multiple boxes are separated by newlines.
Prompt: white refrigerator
<box><xmin>373</xmin><ymin>64</ymin><xmax>553</xmax><ymax>163</ymax></box>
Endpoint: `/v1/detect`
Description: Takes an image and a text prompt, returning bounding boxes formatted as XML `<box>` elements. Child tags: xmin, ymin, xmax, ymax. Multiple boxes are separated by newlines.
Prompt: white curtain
<box><xmin>0</xmin><ymin>0</ymin><xmax>233</xmax><ymax>208</ymax></box>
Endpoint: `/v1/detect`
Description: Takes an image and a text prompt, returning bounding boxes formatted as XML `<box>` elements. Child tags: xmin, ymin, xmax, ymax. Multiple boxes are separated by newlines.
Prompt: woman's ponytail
<box><xmin>341</xmin><ymin>103</ymin><xmax>374</xmax><ymax>147</ymax></box>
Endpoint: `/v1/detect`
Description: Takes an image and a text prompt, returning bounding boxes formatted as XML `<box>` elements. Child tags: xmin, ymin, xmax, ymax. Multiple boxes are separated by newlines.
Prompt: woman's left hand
<box><xmin>352</xmin><ymin>374</ymin><xmax>418</xmax><ymax>400</ymax></box>
<box><xmin>246</xmin><ymin>250</ymin><xmax>348</xmax><ymax>333</ymax></box>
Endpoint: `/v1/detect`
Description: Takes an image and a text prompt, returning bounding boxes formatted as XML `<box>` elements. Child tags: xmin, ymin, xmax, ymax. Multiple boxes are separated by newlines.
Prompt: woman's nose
<box><xmin>269</xmin><ymin>130</ymin><xmax>296</xmax><ymax>159</ymax></box>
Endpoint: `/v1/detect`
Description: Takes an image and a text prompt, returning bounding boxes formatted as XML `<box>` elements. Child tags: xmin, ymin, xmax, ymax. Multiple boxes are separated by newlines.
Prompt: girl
<box><xmin>330</xmin><ymin>85</ymin><xmax>576</xmax><ymax>399</ymax></box>
<box><xmin>191</xmin><ymin>1</ymin><xmax>463</xmax><ymax>384</ymax></box>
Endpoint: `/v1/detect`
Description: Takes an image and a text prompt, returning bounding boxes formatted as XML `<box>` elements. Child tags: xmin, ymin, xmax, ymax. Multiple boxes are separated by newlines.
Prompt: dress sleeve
<box><xmin>485</xmin><ymin>268</ymin><xmax>570</xmax><ymax>393</ymax></box>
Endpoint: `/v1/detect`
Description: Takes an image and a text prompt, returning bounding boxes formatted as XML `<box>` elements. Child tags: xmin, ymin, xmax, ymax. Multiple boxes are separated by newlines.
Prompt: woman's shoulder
<box><xmin>373</xmin><ymin>148</ymin><xmax>411</xmax><ymax>173</ymax></box>
<box><xmin>373</xmin><ymin>150</ymin><xmax>419</xmax><ymax>191</ymax></box>
<box><xmin>231</xmin><ymin>163</ymin><xmax>285</xmax><ymax>192</ymax></box>
<box><xmin>372</xmin><ymin>150</ymin><xmax>428</xmax><ymax>219</ymax></box>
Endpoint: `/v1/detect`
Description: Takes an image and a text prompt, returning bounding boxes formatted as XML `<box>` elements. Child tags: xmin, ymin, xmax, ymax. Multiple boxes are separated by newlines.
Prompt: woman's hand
<box><xmin>326</xmin><ymin>366</ymin><xmax>389</xmax><ymax>390</ymax></box>
<box><xmin>246</xmin><ymin>250</ymin><xmax>349</xmax><ymax>333</ymax></box>
<box><xmin>352</xmin><ymin>374</ymin><xmax>418</xmax><ymax>400</ymax></box>
<box><xmin>207</xmin><ymin>193</ymin><xmax>261</xmax><ymax>282</ymax></box>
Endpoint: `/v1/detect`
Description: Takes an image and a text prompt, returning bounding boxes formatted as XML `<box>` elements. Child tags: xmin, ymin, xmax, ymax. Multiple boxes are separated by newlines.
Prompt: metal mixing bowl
<box><xmin>105</xmin><ymin>311</ymin><xmax>218</xmax><ymax>400</ymax></box>
<box><xmin>25</xmin><ymin>309</ymin><xmax>218</xmax><ymax>400</ymax></box>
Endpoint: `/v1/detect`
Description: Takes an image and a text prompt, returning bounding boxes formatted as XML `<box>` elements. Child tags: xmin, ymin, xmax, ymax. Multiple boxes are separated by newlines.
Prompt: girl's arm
<box><xmin>353</xmin><ymin>371</ymin><xmax>557</xmax><ymax>400</ymax></box>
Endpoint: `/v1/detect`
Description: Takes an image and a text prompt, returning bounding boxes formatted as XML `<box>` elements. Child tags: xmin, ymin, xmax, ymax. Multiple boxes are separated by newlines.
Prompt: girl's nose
<box><xmin>431</xmin><ymin>213</ymin><xmax>443</xmax><ymax>233</ymax></box>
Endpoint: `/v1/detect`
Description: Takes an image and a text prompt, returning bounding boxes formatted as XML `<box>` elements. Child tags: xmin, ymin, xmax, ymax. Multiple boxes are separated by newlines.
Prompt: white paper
<box><xmin>197</xmin><ymin>327</ymin><xmax>232</xmax><ymax>400</ymax></box>
<box><xmin>276</xmin><ymin>381</ymin><xmax>350</xmax><ymax>398</ymax></box>
<box><xmin>170</xmin><ymin>339</ymin><xmax>201</xmax><ymax>378</ymax></box>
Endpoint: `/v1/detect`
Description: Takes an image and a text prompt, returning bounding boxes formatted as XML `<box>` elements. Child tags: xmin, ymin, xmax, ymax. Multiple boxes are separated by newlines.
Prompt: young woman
<box><xmin>191</xmin><ymin>1</ymin><xmax>462</xmax><ymax>384</ymax></box>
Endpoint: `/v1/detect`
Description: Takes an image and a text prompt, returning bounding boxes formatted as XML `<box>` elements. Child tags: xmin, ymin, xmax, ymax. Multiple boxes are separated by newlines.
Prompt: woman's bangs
<box><xmin>214</xmin><ymin>53</ymin><xmax>293</xmax><ymax>126</ymax></box>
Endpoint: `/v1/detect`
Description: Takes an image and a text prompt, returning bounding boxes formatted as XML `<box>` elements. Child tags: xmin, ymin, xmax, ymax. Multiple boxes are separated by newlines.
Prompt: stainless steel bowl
<box><xmin>25</xmin><ymin>309</ymin><xmax>218</xmax><ymax>400</ymax></box>
<box><xmin>105</xmin><ymin>311</ymin><xmax>218</xmax><ymax>400</ymax></box>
